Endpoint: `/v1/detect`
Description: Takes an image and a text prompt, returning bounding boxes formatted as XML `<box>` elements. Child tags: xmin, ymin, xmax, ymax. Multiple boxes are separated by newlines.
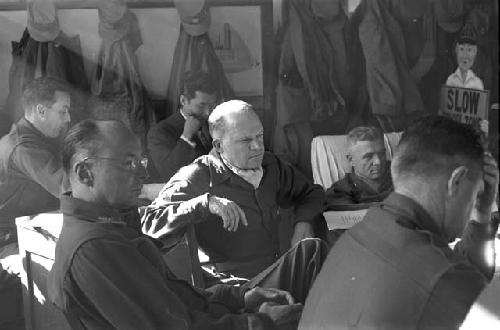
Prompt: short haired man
<box><xmin>326</xmin><ymin>126</ymin><xmax>392</xmax><ymax>205</ymax></box>
<box><xmin>144</xmin><ymin>100</ymin><xmax>327</xmax><ymax>281</ymax></box>
<box><xmin>299</xmin><ymin>116</ymin><xmax>499</xmax><ymax>329</ymax></box>
<box><xmin>147</xmin><ymin>70</ymin><xmax>218</xmax><ymax>181</ymax></box>
<box><xmin>0</xmin><ymin>76</ymin><xmax>71</xmax><ymax>233</ymax></box>
<box><xmin>48</xmin><ymin>119</ymin><xmax>305</xmax><ymax>329</ymax></box>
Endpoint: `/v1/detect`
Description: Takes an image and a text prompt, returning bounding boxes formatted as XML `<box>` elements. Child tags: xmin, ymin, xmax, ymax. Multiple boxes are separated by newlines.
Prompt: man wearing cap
<box><xmin>144</xmin><ymin>100</ymin><xmax>327</xmax><ymax>285</ymax></box>
<box><xmin>148</xmin><ymin>71</ymin><xmax>218</xmax><ymax>181</ymax></box>
<box><xmin>446</xmin><ymin>25</ymin><xmax>484</xmax><ymax>90</ymax></box>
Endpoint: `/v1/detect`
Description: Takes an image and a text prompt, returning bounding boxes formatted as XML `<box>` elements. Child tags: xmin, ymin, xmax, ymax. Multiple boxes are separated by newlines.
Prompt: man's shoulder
<box><xmin>148</xmin><ymin>113</ymin><xmax>184</xmax><ymax>142</ymax></box>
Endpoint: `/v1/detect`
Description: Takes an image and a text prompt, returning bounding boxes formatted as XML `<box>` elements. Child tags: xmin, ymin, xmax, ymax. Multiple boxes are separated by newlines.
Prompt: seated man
<box><xmin>299</xmin><ymin>116</ymin><xmax>499</xmax><ymax>329</ymax></box>
<box><xmin>144</xmin><ymin>100</ymin><xmax>327</xmax><ymax>279</ymax></box>
<box><xmin>0</xmin><ymin>77</ymin><xmax>71</xmax><ymax>222</ymax></box>
<box><xmin>326</xmin><ymin>126</ymin><xmax>392</xmax><ymax>205</ymax></box>
<box><xmin>147</xmin><ymin>70</ymin><xmax>217</xmax><ymax>181</ymax></box>
<box><xmin>48</xmin><ymin>119</ymin><xmax>308</xmax><ymax>329</ymax></box>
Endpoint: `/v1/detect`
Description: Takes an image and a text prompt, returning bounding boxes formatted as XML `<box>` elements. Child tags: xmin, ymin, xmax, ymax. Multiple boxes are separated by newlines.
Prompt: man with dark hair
<box><xmin>48</xmin><ymin>119</ymin><xmax>305</xmax><ymax>329</ymax></box>
<box><xmin>0</xmin><ymin>76</ymin><xmax>71</xmax><ymax>328</ymax></box>
<box><xmin>300</xmin><ymin>116</ymin><xmax>499</xmax><ymax>329</ymax></box>
<box><xmin>326</xmin><ymin>126</ymin><xmax>393</xmax><ymax>205</ymax></box>
<box><xmin>144</xmin><ymin>100</ymin><xmax>327</xmax><ymax>281</ymax></box>
<box><xmin>0</xmin><ymin>76</ymin><xmax>71</xmax><ymax>230</ymax></box>
<box><xmin>147</xmin><ymin>70</ymin><xmax>218</xmax><ymax>181</ymax></box>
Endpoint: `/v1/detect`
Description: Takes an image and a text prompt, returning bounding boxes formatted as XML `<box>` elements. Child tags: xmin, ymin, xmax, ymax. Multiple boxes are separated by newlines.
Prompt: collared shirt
<box><xmin>325</xmin><ymin>166</ymin><xmax>393</xmax><ymax>206</ymax></box>
<box><xmin>143</xmin><ymin>150</ymin><xmax>326</xmax><ymax>278</ymax></box>
<box><xmin>0</xmin><ymin>118</ymin><xmax>67</xmax><ymax>224</ymax></box>
<box><xmin>220</xmin><ymin>154</ymin><xmax>263</xmax><ymax>189</ymax></box>
<box><xmin>446</xmin><ymin>68</ymin><xmax>484</xmax><ymax>90</ymax></box>
<box><xmin>300</xmin><ymin>192</ymin><xmax>497</xmax><ymax>329</ymax></box>
<box><xmin>47</xmin><ymin>195</ymin><xmax>275</xmax><ymax>329</ymax></box>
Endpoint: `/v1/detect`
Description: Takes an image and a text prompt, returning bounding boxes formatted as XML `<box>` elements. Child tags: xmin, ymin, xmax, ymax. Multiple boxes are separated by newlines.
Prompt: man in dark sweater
<box><xmin>326</xmin><ymin>126</ymin><xmax>393</xmax><ymax>206</ymax></box>
<box><xmin>48</xmin><ymin>119</ymin><xmax>305</xmax><ymax>329</ymax></box>
<box><xmin>147</xmin><ymin>71</ymin><xmax>217</xmax><ymax>181</ymax></box>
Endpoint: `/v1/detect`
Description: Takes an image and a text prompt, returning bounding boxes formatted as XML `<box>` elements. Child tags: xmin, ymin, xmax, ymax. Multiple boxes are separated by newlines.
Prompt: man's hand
<box><xmin>244</xmin><ymin>287</ymin><xmax>294</xmax><ymax>312</ymax></box>
<box><xmin>258</xmin><ymin>302</ymin><xmax>303</xmax><ymax>326</ymax></box>
<box><xmin>473</xmin><ymin>152</ymin><xmax>499</xmax><ymax>223</ymax></box>
<box><xmin>290</xmin><ymin>222</ymin><xmax>314</xmax><ymax>247</ymax></box>
<box><xmin>182</xmin><ymin>115</ymin><xmax>202</xmax><ymax>141</ymax></box>
<box><xmin>208</xmin><ymin>196</ymin><xmax>248</xmax><ymax>232</ymax></box>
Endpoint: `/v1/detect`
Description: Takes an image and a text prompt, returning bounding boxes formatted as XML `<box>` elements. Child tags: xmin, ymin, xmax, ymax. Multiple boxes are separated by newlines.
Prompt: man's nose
<box><xmin>372</xmin><ymin>154</ymin><xmax>382</xmax><ymax>166</ymax></box>
<box><xmin>135</xmin><ymin>164</ymin><xmax>149</xmax><ymax>181</ymax></box>
<box><xmin>250</xmin><ymin>139</ymin><xmax>263</xmax><ymax>151</ymax></box>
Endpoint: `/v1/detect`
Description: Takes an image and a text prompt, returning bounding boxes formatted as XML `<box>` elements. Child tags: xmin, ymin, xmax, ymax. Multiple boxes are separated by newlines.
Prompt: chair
<box><xmin>311</xmin><ymin>132</ymin><xmax>402</xmax><ymax>230</ymax></box>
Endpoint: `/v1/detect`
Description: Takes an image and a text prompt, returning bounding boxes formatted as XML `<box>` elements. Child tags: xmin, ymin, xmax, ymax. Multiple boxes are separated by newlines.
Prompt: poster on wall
<box><xmin>439</xmin><ymin>85</ymin><xmax>489</xmax><ymax>125</ymax></box>
<box><xmin>209</xmin><ymin>6</ymin><xmax>262</xmax><ymax>97</ymax></box>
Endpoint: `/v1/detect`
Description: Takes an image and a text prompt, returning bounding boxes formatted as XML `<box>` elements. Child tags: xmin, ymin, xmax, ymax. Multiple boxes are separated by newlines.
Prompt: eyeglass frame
<box><xmin>81</xmin><ymin>156</ymin><xmax>149</xmax><ymax>173</ymax></box>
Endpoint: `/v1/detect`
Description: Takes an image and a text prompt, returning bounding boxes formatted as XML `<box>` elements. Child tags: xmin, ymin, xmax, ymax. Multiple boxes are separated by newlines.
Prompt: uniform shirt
<box><xmin>300</xmin><ymin>193</ymin><xmax>497</xmax><ymax>330</ymax></box>
<box><xmin>446</xmin><ymin>68</ymin><xmax>484</xmax><ymax>90</ymax></box>
<box><xmin>325</xmin><ymin>166</ymin><xmax>393</xmax><ymax>206</ymax></box>
<box><xmin>0</xmin><ymin>118</ymin><xmax>66</xmax><ymax>224</ymax></box>
<box><xmin>47</xmin><ymin>195</ymin><xmax>276</xmax><ymax>330</ymax></box>
<box><xmin>147</xmin><ymin>111</ymin><xmax>212</xmax><ymax>182</ymax></box>
<box><xmin>143</xmin><ymin>150</ymin><xmax>326</xmax><ymax>278</ymax></box>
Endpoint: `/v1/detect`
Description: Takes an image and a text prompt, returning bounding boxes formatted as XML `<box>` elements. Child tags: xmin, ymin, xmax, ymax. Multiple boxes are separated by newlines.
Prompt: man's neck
<box><xmin>24</xmin><ymin>115</ymin><xmax>48</xmax><ymax>138</ymax></box>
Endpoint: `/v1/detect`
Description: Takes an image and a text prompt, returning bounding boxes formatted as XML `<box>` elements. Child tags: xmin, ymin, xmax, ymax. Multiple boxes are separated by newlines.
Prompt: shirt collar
<box><xmin>381</xmin><ymin>192</ymin><xmax>448</xmax><ymax>246</ymax></box>
<box><xmin>452</xmin><ymin>68</ymin><xmax>477</xmax><ymax>84</ymax></box>
<box><xmin>207</xmin><ymin>149</ymin><xmax>269</xmax><ymax>189</ymax></box>
<box><xmin>60</xmin><ymin>193</ymin><xmax>141</xmax><ymax>229</ymax></box>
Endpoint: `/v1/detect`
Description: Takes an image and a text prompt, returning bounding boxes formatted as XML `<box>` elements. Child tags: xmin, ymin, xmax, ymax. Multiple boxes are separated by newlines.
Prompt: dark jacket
<box><xmin>325</xmin><ymin>166</ymin><xmax>393</xmax><ymax>206</ymax></box>
<box><xmin>47</xmin><ymin>195</ymin><xmax>276</xmax><ymax>330</ymax></box>
<box><xmin>143</xmin><ymin>150</ymin><xmax>326</xmax><ymax>278</ymax></box>
<box><xmin>0</xmin><ymin>118</ymin><xmax>65</xmax><ymax>224</ymax></box>
<box><xmin>147</xmin><ymin>111</ymin><xmax>212</xmax><ymax>181</ymax></box>
<box><xmin>300</xmin><ymin>193</ymin><xmax>497</xmax><ymax>329</ymax></box>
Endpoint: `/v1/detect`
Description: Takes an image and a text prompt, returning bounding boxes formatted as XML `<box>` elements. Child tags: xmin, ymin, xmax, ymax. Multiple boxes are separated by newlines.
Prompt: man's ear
<box><xmin>212</xmin><ymin>139</ymin><xmax>222</xmax><ymax>153</ymax></box>
<box><xmin>346</xmin><ymin>154</ymin><xmax>353</xmax><ymax>164</ymax></box>
<box><xmin>447</xmin><ymin>166</ymin><xmax>469</xmax><ymax>197</ymax></box>
<box><xmin>180</xmin><ymin>94</ymin><xmax>188</xmax><ymax>107</ymax></box>
<box><xmin>74</xmin><ymin>162</ymin><xmax>94</xmax><ymax>187</ymax></box>
<box><xmin>35</xmin><ymin>104</ymin><xmax>46</xmax><ymax>119</ymax></box>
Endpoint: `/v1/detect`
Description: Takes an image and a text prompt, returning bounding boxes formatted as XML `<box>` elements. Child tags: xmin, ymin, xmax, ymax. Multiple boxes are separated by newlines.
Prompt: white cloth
<box><xmin>220</xmin><ymin>154</ymin><xmax>263</xmax><ymax>189</ymax></box>
<box><xmin>311</xmin><ymin>132</ymin><xmax>403</xmax><ymax>190</ymax></box>
<box><xmin>446</xmin><ymin>68</ymin><xmax>484</xmax><ymax>90</ymax></box>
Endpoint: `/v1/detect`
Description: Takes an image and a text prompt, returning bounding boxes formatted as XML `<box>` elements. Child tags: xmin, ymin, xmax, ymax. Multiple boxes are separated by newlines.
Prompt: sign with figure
<box><xmin>439</xmin><ymin>86</ymin><xmax>489</xmax><ymax>125</ymax></box>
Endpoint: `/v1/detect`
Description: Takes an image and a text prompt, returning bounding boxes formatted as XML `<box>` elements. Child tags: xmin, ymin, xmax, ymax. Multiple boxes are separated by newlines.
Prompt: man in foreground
<box><xmin>299</xmin><ymin>116</ymin><xmax>499</xmax><ymax>329</ymax></box>
<box><xmin>326</xmin><ymin>126</ymin><xmax>393</xmax><ymax>205</ymax></box>
<box><xmin>48</xmin><ymin>119</ymin><xmax>308</xmax><ymax>329</ymax></box>
<box><xmin>147</xmin><ymin>70</ymin><xmax>218</xmax><ymax>181</ymax></box>
<box><xmin>144</xmin><ymin>100</ymin><xmax>327</xmax><ymax>281</ymax></box>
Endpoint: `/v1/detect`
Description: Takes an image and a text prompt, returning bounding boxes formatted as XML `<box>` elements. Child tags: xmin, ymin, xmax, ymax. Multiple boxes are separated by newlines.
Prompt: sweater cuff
<box><xmin>180</xmin><ymin>135</ymin><xmax>197</xmax><ymax>148</ymax></box>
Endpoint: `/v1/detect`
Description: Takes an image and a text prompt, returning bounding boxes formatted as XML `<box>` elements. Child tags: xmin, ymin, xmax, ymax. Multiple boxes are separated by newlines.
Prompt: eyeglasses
<box><xmin>82</xmin><ymin>156</ymin><xmax>148</xmax><ymax>172</ymax></box>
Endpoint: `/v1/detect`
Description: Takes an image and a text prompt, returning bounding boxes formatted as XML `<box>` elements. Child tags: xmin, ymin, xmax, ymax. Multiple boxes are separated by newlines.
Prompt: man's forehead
<box><xmin>194</xmin><ymin>90</ymin><xmax>216</xmax><ymax>101</ymax></box>
<box><xmin>54</xmin><ymin>90</ymin><xmax>70</xmax><ymax>101</ymax></box>
<box><xmin>350</xmin><ymin>139</ymin><xmax>385</xmax><ymax>152</ymax></box>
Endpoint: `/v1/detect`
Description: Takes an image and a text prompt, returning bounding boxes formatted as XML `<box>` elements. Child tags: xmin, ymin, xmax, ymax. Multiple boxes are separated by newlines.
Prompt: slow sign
<box><xmin>439</xmin><ymin>85</ymin><xmax>489</xmax><ymax>125</ymax></box>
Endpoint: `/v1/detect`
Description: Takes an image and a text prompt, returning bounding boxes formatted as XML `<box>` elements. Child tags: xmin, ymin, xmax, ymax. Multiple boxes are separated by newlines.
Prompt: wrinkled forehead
<box><xmin>349</xmin><ymin>139</ymin><xmax>386</xmax><ymax>155</ymax></box>
<box><xmin>225</xmin><ymin>112</ymin><xmax>262</xmax><ymax>135</ymax></box>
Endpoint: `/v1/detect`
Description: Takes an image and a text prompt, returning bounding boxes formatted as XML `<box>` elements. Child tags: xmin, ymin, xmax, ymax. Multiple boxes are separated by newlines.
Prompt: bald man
<box><xmin>143</xmin><ymin>100</ymin><xmax>328</xmax><ymax>297</ymax></box>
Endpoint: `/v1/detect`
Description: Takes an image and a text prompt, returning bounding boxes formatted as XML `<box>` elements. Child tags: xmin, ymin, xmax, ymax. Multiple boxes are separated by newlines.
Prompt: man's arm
<box><xmin>13</xmin><ymin>145</ymin><xmax>65</xmax><ymax>197</ymax></box>
<box><xmin>70</xmin><ymin>237</ymin><xmax>275</xmax><ymax>329</ymax></box>
<box><xmin>275</xmin><ymin>156</ymin><xmax>326</xmax><ymax>224</ymax></box>
<box><xmin>325</xmin><ymin>183</ymin><xmax>357</xmax><ymax>206</ymax></box>
<box><xmin>148</xmin><ymin>122</ymin><xmax>200</xmax><ymax>181</ymax></box>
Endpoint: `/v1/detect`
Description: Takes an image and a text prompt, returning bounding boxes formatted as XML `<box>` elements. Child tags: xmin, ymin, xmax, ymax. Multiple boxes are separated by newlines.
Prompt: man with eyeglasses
<box><xmin>147</xmin><ymin>70</ymin><xmax>218</xmax><ymax>181</ymax></box>
<box><xmin>48</xmin><ymin>119</ymin><xmax>305</xmax><ymax>329</ymax></box>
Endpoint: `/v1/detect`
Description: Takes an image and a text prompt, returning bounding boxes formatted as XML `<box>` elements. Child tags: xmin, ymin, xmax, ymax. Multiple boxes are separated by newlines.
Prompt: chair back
<box><xmin>311</xmin><ymin>132</ymin><xmax>403</xmax><ymax>190</ymax></box>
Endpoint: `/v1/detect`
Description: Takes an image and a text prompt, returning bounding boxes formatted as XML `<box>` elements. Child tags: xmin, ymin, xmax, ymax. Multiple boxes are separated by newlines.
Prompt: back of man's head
<box><xmin>392</xmin><ymin>116</ymin><xmax>484</xmax><ymax>188</ymax></box>
<box><xmin>22</xmin><ymin>77</ymin><xmax>68</xmax><ymax>116</ymax></box>
<box><xmin>208</xmin><ymin>100</ymin><xmax>256</xmax><ymax>139</ymax></box>
<box><xmin>182</xmin><ymin>70</ymin><xmax>217</xmax><ymax>100</ymax></box>
<box><xmin>346</xmin><ymin>126</ymin><xmax>384</xmax><ymax>148</ymax></box>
